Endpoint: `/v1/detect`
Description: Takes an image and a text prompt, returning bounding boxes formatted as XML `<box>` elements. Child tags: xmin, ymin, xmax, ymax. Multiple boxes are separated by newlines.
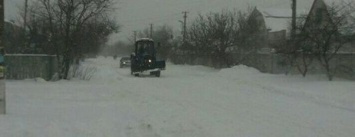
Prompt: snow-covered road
<box><xmin>1</xmin><ymin>57</ymin><xmax>355</xmax><ymax>137</ymax></box>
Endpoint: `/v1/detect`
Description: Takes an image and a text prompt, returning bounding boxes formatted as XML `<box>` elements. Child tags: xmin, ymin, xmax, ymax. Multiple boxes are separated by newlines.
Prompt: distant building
<box><xmin>303</xmin><ymin>0</ymin><xmax>355</xmax><ymax>53</ymax></box>
<box><xmin>247</xmin><ymin>7</ymin><xmax>309</xmax><ymax>52</ymax></box>
<box><xmin>247</xmin><ymin>0</ymin><xmax>355</xmax><ymax>53</ymax></box>
<box><xmin>240</xmin><ymin>0</ymin><xmax>355</xmax><ymax>79</ymax></box>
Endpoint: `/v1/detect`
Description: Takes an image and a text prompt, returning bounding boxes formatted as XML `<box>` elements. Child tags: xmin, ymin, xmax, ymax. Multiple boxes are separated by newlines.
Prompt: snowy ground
<box><xmin>1</xmin><ymin>57</ymin><xmax>355</xmax><ymax>137</ymax></box>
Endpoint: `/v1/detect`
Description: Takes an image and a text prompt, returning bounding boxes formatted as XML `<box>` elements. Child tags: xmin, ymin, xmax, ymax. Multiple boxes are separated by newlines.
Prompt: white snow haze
<box><xmin>2</xmin><ymin>0</ymin><xmax>355</xmax><ymax>137</ymax></box>
<box><xmin>1</xmin><ymin>57</ymin><xmax>355</xmax><ymax>137</ymax></box>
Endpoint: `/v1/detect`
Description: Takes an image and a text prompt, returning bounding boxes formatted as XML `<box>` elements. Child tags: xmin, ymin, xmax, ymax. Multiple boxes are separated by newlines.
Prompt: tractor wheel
<box><xmin>155</xmin><ymin>71</ymin><xmax>161</xmax><ymax>77</ymax></box>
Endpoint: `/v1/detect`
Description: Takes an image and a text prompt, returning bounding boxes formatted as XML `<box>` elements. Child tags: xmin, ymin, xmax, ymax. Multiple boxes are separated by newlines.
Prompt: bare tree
<box><xmin>27</xmin><ymin>0</ymin><xmax>118</xmax><ymax>79</ymax></box>
<box><xmin>186</xmin><ymin>10</ymin><xmax>240</xmax><ymax>68</ymax></box>
<box><xmin>236</xmin><ymin>8</ymin><xmax>267</xmax><ymax>65</ymax></box>
<box><xmin>152</xmin><ymin>25</ymin><xmax>174</xmax><ymax>59</ymax></box>
<box><xmin>280</xmin><ymin>15</ymin><xmax>314</xmax><ymax>77</ymax></box>
<box><xmin>136</xmin><ymin>25</ymin><xmax>174</xmax><ymax>59</ymax></box>
<box><xmin>301</xmin><ymin>1</ymin><xmax>354</xmax><ymax>81</ymax></box>
<box><xmin>175</xmin><ymin>8</ymin><xmax>267</xmax><ymax>68</ymax></box>
<box><xmin>137</xmin><ymin>28</ymin><xmax>150</xmax><ymax>39</ymax></box>
<box><xmin>295</xmin><ymin>44</ymin><xmax>314</xmax><ymax>77</ymax></box>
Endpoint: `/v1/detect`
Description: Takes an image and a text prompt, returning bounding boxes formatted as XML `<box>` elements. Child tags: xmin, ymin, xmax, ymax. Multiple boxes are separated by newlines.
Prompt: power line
<box><xmin>118</xmin><ymin>12</ymin><xmax>181</xmax><ymax>23</ymax></box>
<box><xmin>117</xmin><ymin>14</ymin><xmax>180</xmax><ymax>32</ymax></box>
<box><xmin>116</xmin><ymin>0</ymin><xmax>209</xmax><ymax>24</ymax></box>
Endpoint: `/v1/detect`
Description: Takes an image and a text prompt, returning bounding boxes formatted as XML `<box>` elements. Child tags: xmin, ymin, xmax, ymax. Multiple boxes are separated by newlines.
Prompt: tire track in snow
<box><xmin>247</xmin><ymin>80</ymin><xmax>355</xmax><ymax>113</ymax></box>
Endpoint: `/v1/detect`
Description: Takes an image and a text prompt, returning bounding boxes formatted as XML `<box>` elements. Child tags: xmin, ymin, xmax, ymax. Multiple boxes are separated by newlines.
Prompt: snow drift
<box><xmin>1</xmin><ymin>57</ymin><xmax>354</xmax><ymax>137</ymax></box>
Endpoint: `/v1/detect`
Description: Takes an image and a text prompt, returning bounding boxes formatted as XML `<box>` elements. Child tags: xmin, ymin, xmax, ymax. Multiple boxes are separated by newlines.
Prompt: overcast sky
<box><xmin>5</xmin><ymin>0</ymin><xmax>317</xmax><ymax>44</ymax></box>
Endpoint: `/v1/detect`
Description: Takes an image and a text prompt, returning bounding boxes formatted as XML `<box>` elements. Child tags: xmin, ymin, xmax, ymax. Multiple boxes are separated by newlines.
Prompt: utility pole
<box><xmin>24</xmin><ymin>0</ymin><xmax>29</xmax><ymax>29</ymax></box>
<box><xmin>133</xmin><ymin>31</ymin><xmax>137</xmax><ymax>42</ymax></box>
<box><xmin>291</xmin><ymin>0</ymin><xmax>297</xmax><ymax>40</ymax></box>
<box><xmin>24</xmin><ymin>0</ymin><xmax>29</xmax><ymax>51</ymax></box>
<box><xmin>150</xmin><ymin>23</ymin><xmax>153</xmax><ymax>39</ymax></box>
<box><xmin>0</xmin><ymin>0</ymin><xmax>5</xmax><ymax>115</ymax></box>
<box><xmin>182</xmin><ymin>11</ymin><xmax>188</xmax><ymax>44</ymax></box>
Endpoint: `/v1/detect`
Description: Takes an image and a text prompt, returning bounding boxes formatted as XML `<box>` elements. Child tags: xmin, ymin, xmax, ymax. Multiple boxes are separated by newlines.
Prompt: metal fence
<box><xmin>5</xmin><ymin>54</ymin><xmax>58</xmax><ymax>80</ymax></box>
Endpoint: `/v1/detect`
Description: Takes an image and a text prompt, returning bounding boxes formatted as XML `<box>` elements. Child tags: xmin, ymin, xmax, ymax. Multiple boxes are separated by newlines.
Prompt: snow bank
<box><xmin>219</xmin><ymin>65</ymin><xmax>261</xmax><ymax>75</ymax></box>
<box><xmin>72</xmin><ymin>56</ymin><xmax>123</xmax><ymax>82</ymax></box>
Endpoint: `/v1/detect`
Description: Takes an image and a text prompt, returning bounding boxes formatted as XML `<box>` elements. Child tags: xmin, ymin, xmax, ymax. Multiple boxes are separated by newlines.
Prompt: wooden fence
<box><xmin>170</xmin><ymin>52</ymin><xmax>355</xmax><ymax>80</ymax></box>
<box><xmin>5</xmin><ymin>54</ymin><xmax>58</xmax><ymax>80</ymax></box>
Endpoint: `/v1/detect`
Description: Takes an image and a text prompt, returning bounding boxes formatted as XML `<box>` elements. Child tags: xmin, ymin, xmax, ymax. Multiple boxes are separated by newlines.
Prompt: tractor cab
<box><xmin>134</xmin><ymin>39</ymin><xmax>156</xmax><ymax>62</ymax></box>
<box><xmin>137</xmin><ymin>40</ymin><xmax>155</xmax><ymax>56</ymax></box>
<box><xmin>130</xmin><ymin>38</ymin><xmax>166</xmax><ymax>77</ymax></box>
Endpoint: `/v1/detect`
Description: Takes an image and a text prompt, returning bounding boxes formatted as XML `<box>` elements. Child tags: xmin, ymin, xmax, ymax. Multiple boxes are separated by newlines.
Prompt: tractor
<box><xmin>130</xmin><ymin>38</ymin><xmax>166</xmax><ymax>77</ymax></box>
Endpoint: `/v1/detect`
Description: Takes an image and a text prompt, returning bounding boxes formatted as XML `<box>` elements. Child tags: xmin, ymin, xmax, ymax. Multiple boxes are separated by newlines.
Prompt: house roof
<box><xmin>338</xmin><ymin>2</ymin><xmax>355</xmax><ymax>35</ymax></box>
<box><xmin>258</xmin><ymin>8</ymin><xmax>308</xmax><ymax>35</ymax></box>
<box><xmin>258</xmin><ymin>0</ymin><xmax>355</xmax><ymax>35</ymax></box>
<box><xmin>303</xmin><ymin>0</ymin><xmax>355</xmax><ymax>35</ymax></box>
<box><xmin>303</xmin><ymin>0</ymin><xmax>331</xmax><ymax>29</ymax></box>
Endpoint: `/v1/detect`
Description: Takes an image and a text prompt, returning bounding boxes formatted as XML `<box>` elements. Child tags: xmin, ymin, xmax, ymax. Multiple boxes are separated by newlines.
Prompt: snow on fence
<box><xmin>5</xmin><ymin>54</ymin><xmax>58</xmax><ymax>80</ymax></box>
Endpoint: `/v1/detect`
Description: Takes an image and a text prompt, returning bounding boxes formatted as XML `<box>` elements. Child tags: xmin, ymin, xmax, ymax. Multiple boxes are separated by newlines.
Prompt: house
<box><xmin>241</xmin><ymin>0</ymin><xmax>355</xmax><ymax>79</ymax></box>
<box><xmin>303</xmin><ymin>0</ymin><xmax>355</xmax><ymax>53</ymax></box>
<box><xmin>247</xmin><ymin>7</ymin><xmax>310</xmax><ymax>53</ymax></box>
<box><xmin>245</xmin><ymin>0</ymin><xmax>355</xmax><ymax>53</ymax></box>
<box><xmin>304</xmin><ymin>0</ymin><xmax>333</xmax><ymax>28</ymax></box>
<box><xmin>302</xmin><ymin>0</ymin><xmax>355</xmax><ymax>79</ymax></box>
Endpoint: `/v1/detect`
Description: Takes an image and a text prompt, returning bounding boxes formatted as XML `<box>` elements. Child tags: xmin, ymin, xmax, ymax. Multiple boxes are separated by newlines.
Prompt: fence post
<box><xmin>47</xmin><ymin>56</ymin><xmax>53</xmax><ymax>80</ymax></box>
<box><xmin>270</xmin><ymin>53</ymin><xmax>274</xmax><ymax>74</ymax></box>
<box><xmin>0</xmin><ymin>0</ymin><xmax>6</xmax><ymax>114</ymax></box>
<box><xmin>352</xmin><ymin>53</ymin><xmax>355</xmax><ymax>80</ymax></box>
<box><xmin>0</xmin><ymin>78</ymin><xmax>4</xmax><ymax>114</ymax></box>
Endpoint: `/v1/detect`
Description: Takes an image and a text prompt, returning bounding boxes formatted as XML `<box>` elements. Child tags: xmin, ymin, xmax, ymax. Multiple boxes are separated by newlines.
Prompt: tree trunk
<box><xmin>325</xmin><ymin>63</ymin><xmax>333</xmax><ymax>81</ymax></box>
<box><xmin>302</xmin><ymin>67</ymin><xmax>308</xmax><ymax>77</ymax></box>
<box><xmin>63</xmin><ymin>56</ymin><xmax>71</xmax><ymax>79</ymax></box>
